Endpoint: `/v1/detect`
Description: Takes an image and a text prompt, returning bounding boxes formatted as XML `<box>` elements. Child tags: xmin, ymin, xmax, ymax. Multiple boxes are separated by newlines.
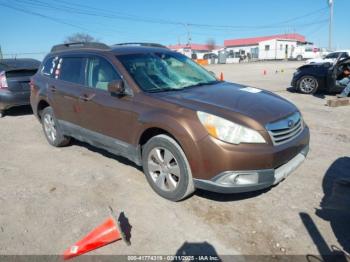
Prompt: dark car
<box><xmin>291</xmin><ymin>55</ymin><xmax>350</xmax><ymax>94</ymax></box>
<box><xmin>0</xmin><ymin>58</ymin><xmax>40</xmax><ymax>117</ymax></box>
<box><xmin>30</xmin><ymin>42</ymin><xmax>309</xmax><ymax>201</ymax></box>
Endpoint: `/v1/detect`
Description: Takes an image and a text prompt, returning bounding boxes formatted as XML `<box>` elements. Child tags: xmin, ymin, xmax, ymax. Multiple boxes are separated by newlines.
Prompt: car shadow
<box><xmin>194</xmin><ymin>187</ymin><xmax>270</xmax><ymax>202</ymax></box>
<box><xmin>71</xmin><ymin>139</ymin><xmax>142</xmax><ymax>172</ymax></box>
<box><xmin>2</xmin><ymin>105</ymin><xmax>33</xmax><ymax>117</ymax></box>
<box><xmin>316</xmin><ymin>157</ymin><xmax>350</xmax><ymax>254</ymax></box>
<box><xmin>300</xmin><ymin>157</ymin><xmax>350</xmax><ymax>261</ymax></box>
<box><xmin>285</xmin><ymin>86</ymin><xmax>326</xmax><ymax>100</ymax></box>
<box><xmin>173</xmin><ymin>241</ymin><xmax>221</xmax><ymax>261</ymax></box>
<box><xmin>286</xmin><ymin>86</ymin><xmax>298</xmax><ymax>93</ymax></box>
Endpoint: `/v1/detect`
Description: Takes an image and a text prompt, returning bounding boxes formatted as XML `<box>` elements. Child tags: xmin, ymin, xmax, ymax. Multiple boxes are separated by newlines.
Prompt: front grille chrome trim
<box><xmin>266</xmin><ymin>112</ymin><xmax>304</xmax><ymax>146</ymax></box>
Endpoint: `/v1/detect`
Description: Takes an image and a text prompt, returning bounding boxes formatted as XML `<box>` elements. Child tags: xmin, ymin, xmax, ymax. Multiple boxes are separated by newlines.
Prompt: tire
<box><xmin>142</xmin><ymin>134</ymin><xmax>195</xmax><ymax>201</ymax></box>
<box><xmin>41</xmin><ymin>107</ymin><xmax>70</xmax><ymax>147</ymax></box>
<box><xmin>296</xmin><ymin>55</ymin><xmax>303</xmax><ymax>61</ymax></box>
<box><xmin>297</xmin><ymin>75</ymin><xmax>319</xmax><ymax>94</ymax></box>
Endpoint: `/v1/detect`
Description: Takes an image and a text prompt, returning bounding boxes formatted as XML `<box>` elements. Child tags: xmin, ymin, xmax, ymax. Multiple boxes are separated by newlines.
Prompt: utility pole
<box><xmin>184</xmin><ymin>23</ymin><xmax>192</xmax><ymax>48</ymax></box>
<box><xmin>0</xmin><ymin>45</ymin><xmax>3</xmax><ymax>60</ymax></box>
<box><xmin>328</xmin><ymin>0</ymin><xmax>334</xmax><ymax>50</ymax></box>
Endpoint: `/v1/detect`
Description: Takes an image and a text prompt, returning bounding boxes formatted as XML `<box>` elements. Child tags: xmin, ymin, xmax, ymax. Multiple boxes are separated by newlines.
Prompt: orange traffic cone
<box><xmin>63</xmin><ymin>210</ymin><xmax>131</xmax><ymax>260</ymax></box>
<box><xmin>220</xmin><ymin>72</ymin><xmax>224</xmax><ymax>81</ymax></box>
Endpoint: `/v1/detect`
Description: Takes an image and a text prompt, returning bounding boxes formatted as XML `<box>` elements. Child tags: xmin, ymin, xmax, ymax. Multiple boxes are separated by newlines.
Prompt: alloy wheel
<box><xmin>43</xmin><ymin>113</ymin><xmax>57</xmax><ymax>142</ymax></box>
<box><xmin>147</xmin><ymin>147</ymin><xmax>181</xmax><ymax>192</ymax></box>
<box><xmin>300</xmin><ymin>77</ymin><xmax>318</xmax><ymax>93</ymax></box>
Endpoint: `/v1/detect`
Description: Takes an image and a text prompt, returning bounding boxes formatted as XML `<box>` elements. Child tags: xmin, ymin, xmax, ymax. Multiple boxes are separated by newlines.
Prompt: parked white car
<box><xmin>305</xmin><ymin>50</ymin><xmax>350</xmax><ymax>64</ymax></box>
<box><xmin>291</xmin><ymin>46</ymin><xmax>320</xmax><ymax>61</ymax></box>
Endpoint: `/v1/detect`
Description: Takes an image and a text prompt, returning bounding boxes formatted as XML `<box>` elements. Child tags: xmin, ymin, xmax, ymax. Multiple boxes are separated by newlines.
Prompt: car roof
<box><xmin>49</xmin><ymin>43</ymin><xmax>172</xmax><ymax>57</ymax></box>
<box><xmin>330</xmin><ymin>50</ymin><xmax>350</xmax><ymax>54</ymax></box>
<box><xmin>110</xmin><ymin>45</ymin><xmax>172</xmax><ymax>55</ymax></box>
<box><xmin>0</xmin><ymin>58</ymin><xmax>41</xmax><ymax>71</ymax></box>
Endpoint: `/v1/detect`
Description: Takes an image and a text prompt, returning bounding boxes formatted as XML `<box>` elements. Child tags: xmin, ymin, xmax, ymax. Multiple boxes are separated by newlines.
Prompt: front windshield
<box><xmin>325</xmin><ymin>52</ymin><xmax>340</xmax><ymax>59</ymax></box>
<box><xmin>117</xmin><ymin>52</ymin><xmax>217</xmax><ymax>92</ymax></box>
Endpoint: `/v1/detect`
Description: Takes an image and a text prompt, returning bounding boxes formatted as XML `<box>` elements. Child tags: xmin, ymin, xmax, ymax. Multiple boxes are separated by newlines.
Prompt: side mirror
<box><xmin>108</xmin><ymin>80</ymin><xmax>125</xmax><ymax>96</ymax></box>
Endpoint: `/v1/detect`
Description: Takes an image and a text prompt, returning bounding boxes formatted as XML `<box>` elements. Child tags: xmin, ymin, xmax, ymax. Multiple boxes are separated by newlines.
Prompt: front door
<box><xmin>78</xmin><ymin>55</ymin><xmax>138</xmax><ymax>149</ymax></box>
<box><xmin>328</xmin><ymin>57</ymin><xmax>350</xmax><ymax>92</ymax></box>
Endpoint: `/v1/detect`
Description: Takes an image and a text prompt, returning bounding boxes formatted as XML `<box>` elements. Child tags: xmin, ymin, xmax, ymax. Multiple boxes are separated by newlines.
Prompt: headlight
<box><xmin>197</xmin><ymin>111</ymin><xmax>266</xmax><ymax>144</ymax></box>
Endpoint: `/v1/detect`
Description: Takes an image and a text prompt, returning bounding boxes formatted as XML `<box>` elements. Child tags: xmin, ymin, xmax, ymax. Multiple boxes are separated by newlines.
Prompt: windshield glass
<box><xmin>325</xmin><ymin>52</ymin><xmax>340</xmax><ymax>59</ymax></box>
<box><xmin>117</xmin><ymin>52</ymin><xmax>217</xmax><ymax>92</ymax></box>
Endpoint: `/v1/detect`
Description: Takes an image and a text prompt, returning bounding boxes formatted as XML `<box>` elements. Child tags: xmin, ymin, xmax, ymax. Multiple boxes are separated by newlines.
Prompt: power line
<box><xmin>1</xmin><ymin>0</ymin><xmax>331</xmax><ymax>50</ymax></box>
<box><xmin>9</xmin><ymin>0</ymin><xmax>329</xmax><ymax>30</ymax></box>
<box><xmin>0</xmin><ymin>1</ymin><xmax>102</xmax><ymax>34</ymax></box>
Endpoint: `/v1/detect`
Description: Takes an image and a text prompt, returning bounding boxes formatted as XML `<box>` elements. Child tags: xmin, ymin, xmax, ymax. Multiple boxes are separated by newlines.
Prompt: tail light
<box><xmin>0</xmin><ymin>71</ymin><xmax>8</xmax><ymax>89</ymax></box>
<box><xmin>29</xmin><ymin>79</ymin><xmax>35</xmax><ymax>92</ymax></box>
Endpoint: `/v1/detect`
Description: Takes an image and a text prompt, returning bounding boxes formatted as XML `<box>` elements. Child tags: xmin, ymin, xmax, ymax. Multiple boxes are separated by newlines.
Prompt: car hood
<box><xmin>156</xmin><ymin>82</ymin><xmax>298</xmax><ymax>127</ymax></box>
<box><xmin>298</xmin><ymin>62</ymin><xmax>332</xmax><ymax>70</ymax></box>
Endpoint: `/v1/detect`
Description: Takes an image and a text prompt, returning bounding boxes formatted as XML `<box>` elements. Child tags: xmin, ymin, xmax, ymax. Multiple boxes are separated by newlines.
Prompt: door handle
<box><xmin>49</xmin><ymin>85</ymin><xmax>57</xmax><ymax>92</ymax></box>
<box><xmin>79</xmin><ymin>93</ymin><xmax>95</xmax><ymax>102</ymax></box>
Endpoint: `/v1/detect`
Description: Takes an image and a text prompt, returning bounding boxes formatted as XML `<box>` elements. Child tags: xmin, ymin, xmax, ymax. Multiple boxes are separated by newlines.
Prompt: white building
<box><xmin>224</xmin><ymin>33</ymin><xmax>317</xmax><ymax>60</ymax></box>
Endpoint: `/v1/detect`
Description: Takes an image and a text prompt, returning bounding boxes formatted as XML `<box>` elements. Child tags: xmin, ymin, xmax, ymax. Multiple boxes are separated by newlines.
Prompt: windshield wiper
<box><xmin>147</xmin><ymin>87</ymin><xmax>185</xmax><ymax>93</ymax></box>
<box><xmin>182</xmin><ymin>80</ymin><xmax>220</xmax><ymax>89</ymax></box>
<box><xmin>146</xmin><ymin>80</ymin><xmax>219</xmax><ymax>93</ymax></box>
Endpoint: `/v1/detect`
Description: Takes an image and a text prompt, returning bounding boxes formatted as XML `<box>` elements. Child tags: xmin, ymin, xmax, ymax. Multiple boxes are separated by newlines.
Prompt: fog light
<box><xmin>215</xmin><ymin>172</ymin><xmax>259</xmax><ymax>186</ymax></box>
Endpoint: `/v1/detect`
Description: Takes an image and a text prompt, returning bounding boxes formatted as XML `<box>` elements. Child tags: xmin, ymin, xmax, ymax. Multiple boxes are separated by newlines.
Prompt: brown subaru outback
<box><xmin>30</xmin><ymin>42</ymin><xmax>309</xmax><ymax>201</ymax></box>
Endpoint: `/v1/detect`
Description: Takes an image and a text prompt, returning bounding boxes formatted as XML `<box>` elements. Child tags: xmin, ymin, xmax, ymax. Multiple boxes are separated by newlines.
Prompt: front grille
<box><xmin>266</xmin><ymin>112</ymin><xmax>304</xmax><ymax>146</ymax></box>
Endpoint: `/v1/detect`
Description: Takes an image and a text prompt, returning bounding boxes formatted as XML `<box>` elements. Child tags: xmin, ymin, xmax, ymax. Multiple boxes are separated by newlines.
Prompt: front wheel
<box><xmin>297</xmin><ymin>75</ymin><xmax>319</xmax><ymax>94</ymax></box>
<box><xmin>41</xmin><ymin>107</ymin><xmax>71</xmax><ymax>147</ymax></box>
<box><xmin>142</xmin><ymin>134</ymin><xmax>194</xmax><ymax>201</ymax></box>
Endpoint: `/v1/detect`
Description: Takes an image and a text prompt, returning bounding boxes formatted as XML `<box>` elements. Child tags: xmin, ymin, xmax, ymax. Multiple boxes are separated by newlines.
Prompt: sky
<box><xmin>1</xmin><ymin>0</ymin><xmax>349</xmax><ymax>60</ymax></box>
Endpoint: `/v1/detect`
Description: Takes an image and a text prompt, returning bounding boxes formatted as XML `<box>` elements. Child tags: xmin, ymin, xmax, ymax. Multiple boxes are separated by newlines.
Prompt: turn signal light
<box><xmin>0</xmin><ymin>71</ymin><xmax>8</xmax><ymax>89</ymax></box>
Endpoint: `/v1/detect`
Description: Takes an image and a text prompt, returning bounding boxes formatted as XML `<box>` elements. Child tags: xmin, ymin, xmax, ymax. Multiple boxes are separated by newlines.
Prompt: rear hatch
<box><xmin>0</xmin><ymin>59</ymin><xmax>40</xmax><ymax>92</ymax></box>
<box><xmin>5</xmin><ymin>69</ymin><xmax>38</xmax><ymax>92</ymax></box>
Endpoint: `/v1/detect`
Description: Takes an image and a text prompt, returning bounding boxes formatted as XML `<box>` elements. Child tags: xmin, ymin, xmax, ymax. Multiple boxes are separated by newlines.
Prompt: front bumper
<box><xmin>0</xmin><ymin>90</ymin><xmax>30</xmax><ymax>111</ymax></box>
<box><xmin>291</xmin><ymin>74</ymin><xmax>299</xmax><ymax>89</ymax></box>
<box><xmin>194</xmin><ymin>145</ymin><xmax>309</xmax><ymax>194</ymax></box>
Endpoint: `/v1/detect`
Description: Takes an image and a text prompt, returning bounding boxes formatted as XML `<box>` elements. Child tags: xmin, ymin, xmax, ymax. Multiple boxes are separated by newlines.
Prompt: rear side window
<box><xmin>58</xmin><ymin>57</ymin><xmax>85</xmax><ymax>85</ymax></box>
<box><xmin>41</xmin><ymin>57</ymin><xmax>58</xmax><ymax>77</ymax></box>
<box><xmin>87</xmin><ymin>57</ymin><xmax>120</xmax><ymax>91</ymax></box>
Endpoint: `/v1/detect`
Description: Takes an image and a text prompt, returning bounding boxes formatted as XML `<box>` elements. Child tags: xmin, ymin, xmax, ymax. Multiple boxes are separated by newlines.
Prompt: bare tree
<box><xmin>64</xmin><ymin>33</ymin><xmax>99</xmax><ymax>43</ymax></box>
<box><xmin>206</xmin><ymin>38</ymin><xmax>216</xmax><ymax>51</ymax></box>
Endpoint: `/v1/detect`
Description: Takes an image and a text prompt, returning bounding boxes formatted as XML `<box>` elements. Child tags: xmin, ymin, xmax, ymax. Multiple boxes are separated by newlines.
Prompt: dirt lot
<box><xmin>0</xmin><ymin>61</ymin><xmax>349</xmax><ymax>259</ymax></box>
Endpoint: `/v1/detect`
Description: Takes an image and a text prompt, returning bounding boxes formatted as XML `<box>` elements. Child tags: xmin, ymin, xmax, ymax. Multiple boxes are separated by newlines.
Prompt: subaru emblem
<box><xmin>288</xmin><ymin>120</ymin><xmax>294</xmax><ymax>128</ymax></box>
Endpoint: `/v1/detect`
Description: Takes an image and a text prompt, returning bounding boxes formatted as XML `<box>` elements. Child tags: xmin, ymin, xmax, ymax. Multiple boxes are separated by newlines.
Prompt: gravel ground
<box><xmin>0</xmin><ymin>61</ymin><xmax>349</xmax><ymax>260</ymax></box>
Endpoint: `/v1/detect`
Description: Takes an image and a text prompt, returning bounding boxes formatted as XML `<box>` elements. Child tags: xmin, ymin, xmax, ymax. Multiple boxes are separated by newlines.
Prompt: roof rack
<box><xmin>113</xmin><ymin>42</ymin><xmax>168</xmax><ymax>49</ymax></box>
<box><xmin>51</xmin><ymin>42</ymin><xmax>110</xmax><ymax>52</ymax></box>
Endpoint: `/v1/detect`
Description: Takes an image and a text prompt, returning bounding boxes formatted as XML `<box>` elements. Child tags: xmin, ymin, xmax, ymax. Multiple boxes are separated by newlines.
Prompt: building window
<box><xmin>265</xmin><ymin>45</ymin><xmax>270</xmax><ymax>51</ymax></box>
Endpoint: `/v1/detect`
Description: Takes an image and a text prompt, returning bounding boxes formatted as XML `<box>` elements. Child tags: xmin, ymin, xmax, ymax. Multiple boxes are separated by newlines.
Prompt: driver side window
<box><xmin>87</xmin><ymin>57</ymin><xmax>121</xmax><ymax>91</ymax></box>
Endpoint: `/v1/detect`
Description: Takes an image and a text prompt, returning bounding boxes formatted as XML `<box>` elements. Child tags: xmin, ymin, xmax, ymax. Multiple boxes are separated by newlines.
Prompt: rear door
<box><xmin>49</xmin><ymin>56</ymin><xmax>87</xmax><ymax>126</ymax></box>
<box><xmin>327</xmin><ymin>56</ymin><xmax>350</xmax><ymax>91</ymax></box>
